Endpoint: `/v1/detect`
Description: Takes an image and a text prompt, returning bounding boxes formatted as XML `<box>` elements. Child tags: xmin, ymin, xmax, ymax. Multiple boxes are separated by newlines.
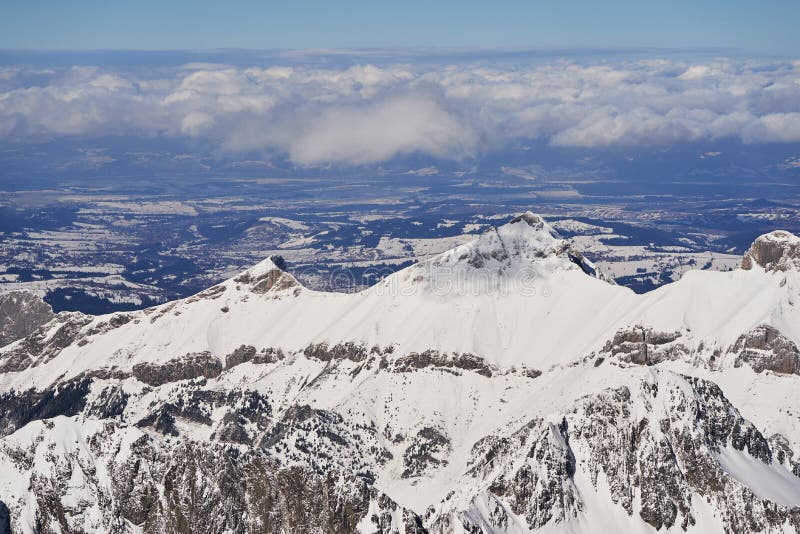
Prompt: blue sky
<box><xmin>1</xmin><ymin>0</ymin><xmax>798</xmax><ymax>55</ymax></box>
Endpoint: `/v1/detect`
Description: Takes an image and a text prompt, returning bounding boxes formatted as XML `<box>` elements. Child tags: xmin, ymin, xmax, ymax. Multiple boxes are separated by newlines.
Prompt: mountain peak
<box><xmin>236</xmin><ymin>254</ymin><xmax>287</xmax><ymax>278</ymax></box>
<box><xmin>393</xmin><ymin>212</ymin><xmax>606</xmax><ymax>292</ymax></box>
<box><xmin>432</xmin><ymin>212</ymin><xmax>562</xmax><ymax>271</ymax></box>
<box><xmin>508</xmin><ymin>211</ymin><xmax>547</xmax><ymax>228</ymax></box>
<box><xmin>741</xmin><ymin>230</ymin><xmax>800</xmax><ymax>272</ymax></box>
<box><xmin>232</xmin><ymin>254</ymin><xmax>300</xmax><ymax>294</ymax></box>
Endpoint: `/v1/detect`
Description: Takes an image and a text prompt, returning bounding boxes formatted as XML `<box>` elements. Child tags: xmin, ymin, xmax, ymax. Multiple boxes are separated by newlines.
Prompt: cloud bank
<box><xmin>1</xmin><ymin>57</ymin><xmax>799</xmax><ymax>165</ymax></box>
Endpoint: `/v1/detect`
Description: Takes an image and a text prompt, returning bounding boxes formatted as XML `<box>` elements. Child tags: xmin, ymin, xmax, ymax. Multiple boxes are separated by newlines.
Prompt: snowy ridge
<box><xmin>0</xmin><ymin>212</ymin><xmax>637</xmax><ymax>386</ymax></box>
<box><xmin>1</xmin><ymin>214</ymin><xmax>800</xmax><ymax>533</ymax></box>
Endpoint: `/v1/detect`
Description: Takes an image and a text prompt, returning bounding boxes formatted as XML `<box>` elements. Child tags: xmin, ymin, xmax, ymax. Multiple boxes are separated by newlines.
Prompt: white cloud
<box><xmin>678</xmin><ymin>65</ymin><xmax>716</xmax><ymax>80</ymax></box>
<box><xmin>743</xmin><ymin>112</ymin><xmax>800</xmax><ymax>143</ymax></box>
<box><xmin>1</xmin><ymin>57</ymin><xmax>799</xmax><ymax>165</ymax></box>
<box><xmin>180</xmin><ymin>111</ymin><xmax>214</xmax><ymax>136</ymax></box>
<box><xmin>284</xmin><ymin>94</ymin><xmax>477</xmax><ymax>165</ymax></box>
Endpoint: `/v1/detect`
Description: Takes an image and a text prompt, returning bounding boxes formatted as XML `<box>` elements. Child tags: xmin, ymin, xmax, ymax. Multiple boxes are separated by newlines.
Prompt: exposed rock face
<box><xmin>437</xmin><ymin>371</ymin><xmax>800</xmax><ymax>533</ymax></box>
<box><xmin>234</xmin><ymin>256</ymin><xmax>298</xmax><ymax>295</ymax></box>
<box><xmin>225</xmin><ymin>345</ymin><xmax>285</xmax><ymax>369</ymax></box>
<box><xmin>741</xmin><ymin>230</ymin><xmax>800</xmax><ymax>272</ymax></box>
<box><xmin>565</xmin><ymin>246</ymin><xmax>598</xmax><ymax>277</ymax></box>
<box><xmin>1</xmin><ymin>339</ymin><xmax>800</xmax><ymax>534</ymax></box>
<box><xmin>392</xmin><ymin>350</ymin><xmax>495</xmax><ymax>377</ymax></box>
<box><xmin>0</xmin><ymin>311</ymin><xmax>90</xmax><ymax>372</ymax></box>
<box><xmin>477</xmin><ymin>419</ymin><xmax>581</xmax><ymax>530</ymax></box>
<box><xmin>132</xmin><ymin>352</ymin><xmax>223</xmax><ymax>386</ymax></box>
<box><xmin>1</xmin><ymin>419</ymin><xmax>425</xmax><ymax>534</ymax></box>
<box><xmin>185</xmin><ymin>284</ymin><xmax>227</xmax><ymax>302</ymax></box>
<box><xmin>300</xmin><ymin>343</ymin><xmax>498</xmax><ymax>377</ymax></box>
<box><xmin>213</xmin><ymin>390</ymin><xmax>273</xmax><ymax>445</ymax></box>
<box><xmin>603</xmin><ymin>326</ymin><xmax>687</xmax><ymax>365</ymax></box>
<box><xmin>730</xmin><ymin>324</ymin><xmax>800</xmax><ymax>374</ymax></box>
<box><xmin>303</xmin><ymin>341</ymin><xmax>370</xmax><ymax>363</ymax></box>
<box><xmin>0</xmin><ymin>291</ymin><xmax>54</xmax><ymax>347</ymax></box>
<box><xmin>602</xmin><ymin>322</ymin><xmax>800</xmax><ymax>376</ymax></box>
<box><xmin>224</xmin><ymin>344</ymin><xmax>258</xmax><ymax>368</ymax></box>
<box><xmin>83</xmin><ymin>312</ymin><xmax>133</xmax><ymax>336</ymax></box>
<box><xmin>509</xmin><ymin>212</ymin><xmax>547</xmax><ymax>228</ymax></box>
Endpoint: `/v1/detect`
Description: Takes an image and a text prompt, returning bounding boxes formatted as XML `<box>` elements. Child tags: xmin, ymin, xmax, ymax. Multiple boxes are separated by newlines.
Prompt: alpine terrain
<box><xmin>2</xmin><ymin>212</ymin><xmax>800</xmax><ymax>533</ymax></box>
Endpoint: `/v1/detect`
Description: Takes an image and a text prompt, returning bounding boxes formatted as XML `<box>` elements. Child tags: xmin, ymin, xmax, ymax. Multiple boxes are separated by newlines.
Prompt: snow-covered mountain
<box><xmin>1</xmin><ymin>212</ymin><xmax>800</xmax><ymax>533</ymax></box>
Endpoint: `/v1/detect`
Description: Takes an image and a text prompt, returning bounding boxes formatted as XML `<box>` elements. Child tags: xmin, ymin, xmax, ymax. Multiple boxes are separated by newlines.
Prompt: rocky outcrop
<box><xmin>83</xmin><ymin>312</ymin><xmax>133</xmax><ymax>336</ymax></box>
<box><xmin>741</xmin><ymin>230</ymin><xmax>800</xmax><ymax>272</ymax></box>
<box><xmin>603</xmin><ymin>326</ymin><xmax>687</xmax><ymax>365</ymax></box>
<box><xmin>303</xmin><ymin>342</ymin><xmax>371</xmax><ymax>363</ymax></box>
<box><xmin>603</xmin><ymin>322</ymin><xmax>800</xmax><ymax>376</ymax></box>
<box><xmin>730</xmin><ymin>324</ymin><xmax>800</xmax><ymax>374</ymax></box>
<box><xmin>509</xmin><ymin>212</ymin><xmax>547</xmax><ymax>228</ymax></box>
<box><xmin>184</xmin><ymin>284</ymin><xmax>227</xmax><ymax>302</ymax></box>
<box><xmin>0</xmin><ymin>312</ymin><xmax>91</xmax><ymax>372</ymax></box>
<box><xmin>227</xmin><ymin>344</ymin><xmax>497</xmax><ymax>377</ymax></box>
<box><xmin>392</xmin><ymin>350</ymin><xmax>496</xmax><ymax>377</ymax></box>
<box><xmin>234</xmin><ymin>256</ymin><xmax>298</xmax><ymax>295</ymax></box>
<box><xmin>0</xmin><ymin>291</ymin><xmax>54</xmax><ymax>347</ymax></box>
<box><xmin>224</xmin><ymin>344</ymin><xmax>258</xmax><ymax>368</ymax></box>
<box><xmin>225</xmin><ymin>345</ymin><xmax>286</xmax><ymax>369</ymax></box>
<box><xmin>132</xmin><ymin>352</ymin><xmax>223</xmax><ymax>386</ymax></box>
<box><xmin>565</xmin><ymin>246</ymin><xmax>598</xmax><ymax>277</ymax></box>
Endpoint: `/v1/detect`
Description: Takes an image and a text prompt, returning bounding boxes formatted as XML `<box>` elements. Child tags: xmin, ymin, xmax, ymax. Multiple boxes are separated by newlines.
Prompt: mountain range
<box><xmin>1</xmin><ymin>212</ymin><xmax>800</xmax><ymax>533</ymax></box>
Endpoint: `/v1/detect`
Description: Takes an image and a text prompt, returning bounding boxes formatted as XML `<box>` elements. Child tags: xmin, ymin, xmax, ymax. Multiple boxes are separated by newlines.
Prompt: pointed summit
<box><xmin>508</xmin><ymin>211</ymin><xmax>548</xmax><ymax>227</ymax></box>
<box><xmin>741</xmin><ymin>230</ymin><xmax>800</xmax><ymax>272</ymax></box>
<box><xmin>389</xmin><ymin>212</ymin><xmax>608</xmax><ymax>294</ymax></box>
<box><xmin>232</xmin><ymin>254</ymin><xmax>300</xmax><ymax>294</ymax></box>
<box><xmin>428</xmin><ymin>211</ymin><xmax>563</xmax><ymax>272</ymax></box>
